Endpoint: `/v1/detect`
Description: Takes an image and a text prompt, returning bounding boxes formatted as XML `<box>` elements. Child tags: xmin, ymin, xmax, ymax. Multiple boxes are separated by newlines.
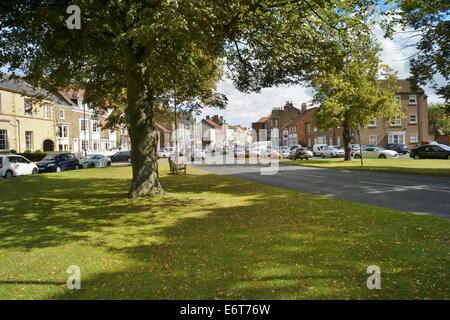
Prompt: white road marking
<box><xmin>358</xmin><ymin>181</ymin><xmax>450</xmax><ymax>194</ymax></box>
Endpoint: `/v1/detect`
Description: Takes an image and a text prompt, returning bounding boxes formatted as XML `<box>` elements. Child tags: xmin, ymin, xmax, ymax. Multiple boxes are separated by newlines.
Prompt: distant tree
<box><xmin>311</xmin><ymin>32</ymin><xmax>401</xmax><ymax>161</ymax></box>
<box><xmin>386</xmin><ymin>0</ymin><xmax>450</xmax><ymax>113</ymax></box>
<box><xmin>428</xmin><ymin>103</ymin><xmax>450</xmax><ymax>136</ymax></box>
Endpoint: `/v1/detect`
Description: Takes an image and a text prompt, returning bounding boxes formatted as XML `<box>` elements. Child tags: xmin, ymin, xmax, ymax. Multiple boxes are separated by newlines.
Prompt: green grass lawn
<box><xmin>0</xmin><ymin>162</ymin><xmax>449</xmax><ymax>299</ymax></box>
<box><xmin>282</xmin><ymin>158</ymin><xmax>450</xmax><ymax>176</ymax></box>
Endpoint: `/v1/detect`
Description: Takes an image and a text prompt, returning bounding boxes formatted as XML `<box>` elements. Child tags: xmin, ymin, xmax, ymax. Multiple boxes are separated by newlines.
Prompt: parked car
<box><xmin>36</xmin><ymin>153</ymin><xmax>80</xmax><ymax>173</ymax></box>
<box><xmin>249</xmin><ymin>146</ymin><xmax>266</xmax><ymax>158</ymax></box>
<box><xmin>349</xmin><ymin>144</ymin><xmax>361</xmax><ymax>156</ymax></box>
<box><xmin>385</xmin><ymin>143</ymin><xmax>409</xmax><ymax>154</ymax></box>
<box><xmin>189</xmin><ymin>148</ymin><xmax>206</xmax><ymax>161</ymax></box>
<box><xmin>410</xmin><ymin>144</ymin><xmax>450</xmax><ymax>160</ymax></box>
<box><xmin>321</xmin><ymin>145</ymin><xmax>345</xmax><ymax>158</ymax></box>
<box><xmin>353</xmin><ymin>147</ymin><xmax>399</xmax><ymax>159</ymax></box>
<box><xmin>289</xmin><ymin>144</ymin><xmax>302</xmax><ymax>150</ymax></box>
<box><xmin>279</xmin><ymin>146</ymin><xmax>291</xmax><ymax>158</ymax></box>
<box><xmin>313</xmin><ymin>144</ymin><xmax>328</xmax><ymax>156</ymax></box>
<box><xmin>79</xmin><ymin>154</ymin><xmax>112</xmax><ymax>169</ymax></box>
<box><xmin>265</xmin><ymin>146</ymin><xmax>281</xmax><ymax>158</ymax></box>
<box><xmin>290</xmin><ymin>147</ymin><xmax>312</xmax><ymax>160</ymax></box>
<box><xmin>158</xmin><ymin>147</ymin><xmax>174</xmax><ymax>158</ymax></box>
<box><xmin>0</xmin><ymin>154</ymin><xmax>38</xmax><ymax>178</ymax></box>
<box><xmin>110</xmin><ymin>151</ymin><xmax>131</xmax><ymax>163</ymax></box>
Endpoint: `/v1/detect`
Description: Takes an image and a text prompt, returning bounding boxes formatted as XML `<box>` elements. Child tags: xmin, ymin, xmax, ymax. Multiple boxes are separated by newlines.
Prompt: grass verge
<box><xmin>281</xmin><ymin>158</ymin><xmax>450</xmax><ymax>176</ymax></box>
<box><xmin>0</xmin><ymin>161</ymin><xmax>448</xmax><ymax>299</ymax></box>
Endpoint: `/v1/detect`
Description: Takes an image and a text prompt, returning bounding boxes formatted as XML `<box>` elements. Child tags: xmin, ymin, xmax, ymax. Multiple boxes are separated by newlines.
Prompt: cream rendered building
<box><xmin>0</xmin><ymin>74</ymin><xmax>56</xmax><ymax>153</ymax></box>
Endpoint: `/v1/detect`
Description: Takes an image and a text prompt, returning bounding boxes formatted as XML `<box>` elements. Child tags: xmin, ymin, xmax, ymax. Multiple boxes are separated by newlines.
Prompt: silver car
<box><xmin>79</xmin><ymin>154</ymin><xmax>112</xmax><ymax>169</ymax></box>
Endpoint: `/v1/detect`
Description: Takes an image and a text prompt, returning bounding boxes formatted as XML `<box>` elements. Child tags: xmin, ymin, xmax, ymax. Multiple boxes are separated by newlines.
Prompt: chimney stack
<box><xmin>301</xmin><ymin>103</ymin><xmax>307</xmax><ymax>112</ymax></box>
<box><xmin>206</xmin><ymin>115</ymin><xmax>210</xmax><ymax>120</ymax></box>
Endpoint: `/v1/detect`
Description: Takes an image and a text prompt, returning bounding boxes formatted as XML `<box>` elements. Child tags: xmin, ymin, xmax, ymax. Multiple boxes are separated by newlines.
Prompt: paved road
<box><xmin>195</xmin><ymin>163</ymin><xmax>450</xmax><ymax>218</ymax></box>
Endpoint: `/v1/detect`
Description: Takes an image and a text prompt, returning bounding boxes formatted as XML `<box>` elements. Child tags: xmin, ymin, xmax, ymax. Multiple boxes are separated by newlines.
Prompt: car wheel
<box><xmin>56</xmin><ymin>166</ymin><xmax>62</xmax><ymax>173</ymax></box>
<box><xmin>107</xmin><ymin>161</ymin><xmax>111</xmax><ymax>167</ymax></box>
<box><xmin>321</xmin><ymin>153</ymin><xmax>325</xmax><ymax>158</ymax></box>
<box><xmin>379</xmin><ymin>154</ymin><xmax>387</xmax><ymax>159</ymax></box>
<box><xmin>414</xmin><ymin>155</ymin><xmax>421</xmax><ymax>160</ymax></box>
<box><xmin>88</xmin><ymin>162</ymin><xmax>95</xmax><ymax>169</ymax></box>
<box><xmin>127</xmin><ymin>158</ymin><xmax>131</xmax><ymax>163</ymax></box>
<box><xmin>4</xmin><ymin>170</ymin><xmax>13</xmax><ymax>178</ymax></box>
<box><xmin>32</xmin><ymin>168</ymin><xmax>38</xmax><ymax>175</ymax></box>
<box><xmin>354</xmin><ymin>154</ymin><xmax>361</xmax><ymax>159</ymax></box>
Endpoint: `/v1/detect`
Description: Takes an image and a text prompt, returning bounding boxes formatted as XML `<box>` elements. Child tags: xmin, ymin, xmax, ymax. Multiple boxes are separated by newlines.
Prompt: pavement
<box><xmin>195</xmin><ymin>161</ymin><xmax>450</xmax><ymax>218</ymax></box>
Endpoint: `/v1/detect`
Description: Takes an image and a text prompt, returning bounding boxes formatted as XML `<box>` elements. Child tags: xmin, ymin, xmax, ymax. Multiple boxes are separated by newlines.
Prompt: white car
<box><xmin>354</xmin><ymin>147</ymin><xmax>399</xmax><ymax>159</ymax></box>
<box><xmin>313</xmin><ymin>144</ymin><xmax>328</xmax><ymax>156</ymax></box>
<box><xmin>190</xmin><ymin>148</ymin><xmax>206</xmax><ymax>161</ymax></box>
<box><xmin>159</xmin><ymin>147</ymin><xmax>174</xmax><ymax>158</ymax></box>
<box><xmin>0</xmin><ymin>154</ymin><xmax>38</xmax><ymax>178</ymax></box>
<box><xmin>279</xmin><ymin>146</ymin><xmax>291</xmax><ymax>158</ymax></box>
<box><xmin>320</xmin><ymin>145</ymin><xmax>345</xmax><ymax>158</ymax></box>
<box><xmin>79</xmin><ymin>154</ymin><xmax>112</xmax><ymax>169</ymax></box>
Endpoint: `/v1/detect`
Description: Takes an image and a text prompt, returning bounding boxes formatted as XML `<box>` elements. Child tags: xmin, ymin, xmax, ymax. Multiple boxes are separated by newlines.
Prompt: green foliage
<box><xmin>428</xmin><ymin>103</ymin><xmax>450</xmax><ymax>135</ymax></box>
<box><xmin>386</xmin><ymin>0</ymin><xmax>450</xmax><ymax>112</ymax></box>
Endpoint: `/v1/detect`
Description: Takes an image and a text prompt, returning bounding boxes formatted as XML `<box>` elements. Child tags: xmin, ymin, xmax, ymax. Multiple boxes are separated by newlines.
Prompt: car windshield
<box><xmin>375</xmin><ymin>147</ymin><xmax>386</xmax><ymax>151</ymax></box>
<box><xmin>439</xmin><ymin>144</ymin><xmax>450</xmax><ymax>151</ymax></box>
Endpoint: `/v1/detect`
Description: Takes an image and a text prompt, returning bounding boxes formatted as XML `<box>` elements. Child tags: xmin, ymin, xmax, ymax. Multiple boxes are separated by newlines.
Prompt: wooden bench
<box><xmin>168</xmin><ymin>157</ymin><xmax>187</xmax><ymax>175</ymax></box>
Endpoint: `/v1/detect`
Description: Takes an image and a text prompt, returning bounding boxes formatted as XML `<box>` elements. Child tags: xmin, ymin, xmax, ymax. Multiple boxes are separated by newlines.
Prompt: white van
<box><xmin>313</xmin><ymin>144</ymin><xmax>328</xmax><ymax>157</ymax></box>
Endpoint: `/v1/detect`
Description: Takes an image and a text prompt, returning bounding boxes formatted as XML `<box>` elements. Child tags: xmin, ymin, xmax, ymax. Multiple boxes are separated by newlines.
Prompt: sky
<box><xmin>201</xmin><ymin>19</ymin><xmax>445</xmax><ymax>128</ymax></box>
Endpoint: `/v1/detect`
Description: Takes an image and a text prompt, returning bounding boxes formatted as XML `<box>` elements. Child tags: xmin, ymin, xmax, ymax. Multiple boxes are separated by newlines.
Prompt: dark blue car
<box><xmin>37</xmin><ymin>153</ymin><xmax>80</xmax><ymax>173</ymax></box>
<box><xmin>385</xmin><ymin>143</ymin><xmax>409</xmax><ymax>154</ymax></box>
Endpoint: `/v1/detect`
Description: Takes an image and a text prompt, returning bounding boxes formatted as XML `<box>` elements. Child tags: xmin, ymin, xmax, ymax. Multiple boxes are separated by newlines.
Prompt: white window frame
<box><xmin>25</xmin><ymin>131</ymin><xmax>33</xmax><ymax>150</ymax></box>
<box><xmin>409</xmin><ymin>114</ymin><xmax>417</xmax><ymax>124</ymax></box>
<box><xmin>395</xmin><ymin>95</ymin><xmax>401</xmax><ymax>105</ymax></box>
<box><xmin>409</xmin><ymin>95</ymin><xmax>417</xmax><ymax>105</ymax></box>
<box><xmin>388</xmin><ymin>132</ymin><xmax>405</xmax><ymax>144</ymax></box>
<box><xmin>80</xmin><ymin>119</ymin><xmax>88</xmax><ymax>133</ymax></box>
<box><xmin>369</xmin><ymin>135</ymin><xmax>377</xmax><ymax>146</ymax></box>
<box><xmin>368</xmin><ymin>118</ymin><xmax>377</xmax><ymax>127</ymax></box>
<box><xmin>390</xmin><ymin>116</ymin><xmax>402</xmax><ymax>126</ymax></box>
<box><xmin>0</xmin><ymin>129</ymin><xmax>8</xmax><ymax>150</ymax></box>
<box><xmin>24</xmin><ymin>98</ymin><xmax>33</xmax><ymax>116</ymax></box>
<box><xmin>410</xmin><ymin>134</ymin><xmax>418</xmax><ymax>143</ymax></box>
<box><xmin>59</xmin><ymin>109</ymin><xmax>65</xmax><ymax>119</ymax></box>
<box><xmin>43</xmin><ymin>104</ymin><xmax>50</xmax><ymax>119</ymax></box>
<box><xmin>92</xmin><ymin>121</ymin><xmax>100</xmax><ymax>133</ymax></box>
<box><xmin>81</xmin><ymin>139</ymin><xmax>89</xmax><ymax>152</ymax></box>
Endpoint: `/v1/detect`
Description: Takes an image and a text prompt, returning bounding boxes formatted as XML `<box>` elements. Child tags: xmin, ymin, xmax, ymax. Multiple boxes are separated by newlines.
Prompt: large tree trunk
<box><xmin>124</xmin><ymin>48</ymin><xmax>164</xmax><ymax>198</ymax></box>
<box><xmin>342</xmin><ymin>120</ymin><xmax>352</xmax><ymax>161</ymax></box>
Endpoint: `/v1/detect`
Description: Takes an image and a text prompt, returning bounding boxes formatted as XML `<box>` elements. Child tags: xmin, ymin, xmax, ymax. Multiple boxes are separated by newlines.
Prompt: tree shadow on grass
<box><xmin>0</xmin><ymin>169</ymin><xmax>448</xmax><ymax>299</ymax></box>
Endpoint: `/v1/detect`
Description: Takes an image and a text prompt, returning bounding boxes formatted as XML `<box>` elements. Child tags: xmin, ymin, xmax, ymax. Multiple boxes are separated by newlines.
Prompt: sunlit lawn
<box><xmin>282</xmin><ymin>158</ymin><xmax>450</xmax><ymax>176</ymax></box>
<box><xmin>0</xmin><ymin>161</ymin><xmax>448</xmax><ymax>299</ymax></box>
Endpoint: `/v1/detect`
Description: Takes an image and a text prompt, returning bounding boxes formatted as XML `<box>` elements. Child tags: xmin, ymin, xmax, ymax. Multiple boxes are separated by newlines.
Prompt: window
<box><xmin>81</xmin><ymin>140</ymin><xmax>88</xmax><ymax>152</ymax></box>
<box><xmin>390</xmin><ymin>116</ymin><xmax>402</xmax><ymax>126</ymax></box>
<box><xmin>92</xmin><ymin>121</ymin><xmax>99</xmax><ymax>133</ymax></box>
<box><xmin>306</xmin><ymin>123</ymin><xmax>312</xmax><ymax>133</ymax></box>
<box><xmin>59</xmin><ymin>109</ymin><xmax>65</xmax><ymax>119</ymax></box>
<box><xmin>57</xmin><ymin>125</ymin><xmax>68</xmax><ymax>138</ymax></box>
<box><xmin>92</xmin><ymin>140</ymin><xmax>100</xmax><ymax>151</ymax></box>
<box><xmin>368</xmin><ymin>118</ymin><xmax>377</xmax><ymax>127</ymax></box>
<box><xmin>388</xmin><ymin>132</ymin><xmax>405</xmax><ymax>144</ymax></box>
<box><xmin>80</xmin><ymin>119</ymin><xmax>88</xmax><ymax>132</ymax></box>
<box><xmin>25</xmin><ymin>131</ymin><xmax>33</xmax><ymax>150</ymax></box>
<box><xmin>336</xmin><ymin>136</ymin><xmax>341</xmax><ymax>146</ymax></box>
<box><xmin>410</xmin><ymin>134</ymin><xmax>418</xmax><ymax>143</ymax></box>
<box><xmin>0</xmin><ymin>129</ymin><xmax>7</xmax><ymax>150</ymax></box>
<box><xmin>369</xmin><ymin>135</ymin><xmax>377</xmax><ymax>146</ymax></box>
<box><xmin>395</xmin><ymin>95</ymin><xmax>401</xmax><ymax>105</ymax></box>
<box><xmin>409</xmin><ymin>95</ymin><xmax>417</xmax><ymax>104</ymax></box>
<box><xmin>43</xmin><ymin>104</ymin><xmax>50</xmax><ymax>119</ymax></box>
<box><xmin>24</xmin><ymin>98</ymin><xmax>33</xmax><ymax>115</ymax></box>
<box><xmin>409</xmin><ymin>114</ymin><xmax>417</xmax><ymax>124</ymax></box>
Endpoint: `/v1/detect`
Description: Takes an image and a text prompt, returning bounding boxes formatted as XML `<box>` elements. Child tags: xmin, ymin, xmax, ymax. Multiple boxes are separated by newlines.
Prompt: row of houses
<box><xmin>252</xmin><ymin>80</ymin><xmax>429</xmax><ymax>149</ymax></box>
<box><xmin>0</xmin><ymin>74</ymin><xmax>131</xmax><ymax>155</ymax></box>
<box><xmin>0</xmin><ymin>74</ymin><xmax>253</xmax><ymax>155</ymax></box>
